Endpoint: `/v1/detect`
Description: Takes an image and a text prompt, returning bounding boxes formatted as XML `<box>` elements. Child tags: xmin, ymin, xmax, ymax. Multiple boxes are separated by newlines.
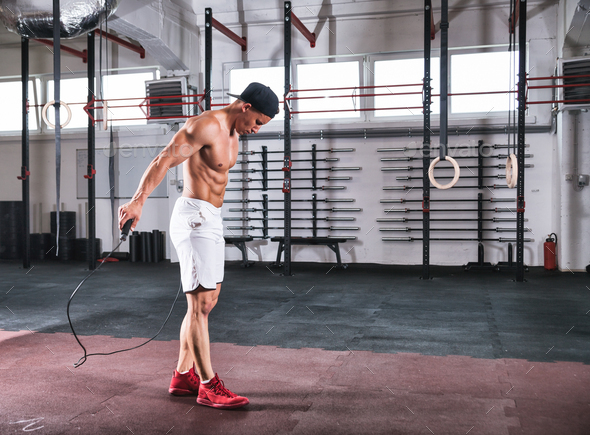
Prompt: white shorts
<box><xmin>169</xmin><ymin>197</ymin><xmax>224</xmax><ymax>292</ymax></box>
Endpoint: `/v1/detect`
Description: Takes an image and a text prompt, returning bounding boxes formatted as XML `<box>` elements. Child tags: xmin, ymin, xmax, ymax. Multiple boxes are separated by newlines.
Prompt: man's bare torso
<box><xmin>182</xmin><ymin>111</ymin><xmax>239</xmax><ymax>208</ymax></box>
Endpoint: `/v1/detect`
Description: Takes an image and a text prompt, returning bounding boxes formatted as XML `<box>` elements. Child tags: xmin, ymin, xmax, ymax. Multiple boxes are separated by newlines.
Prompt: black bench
<box><xmin>270</xmin><ymin>237</ymin><xmax>349</xmax><ymax>269</ymax></box>
<box><xmin>224</xmin><ymin>236</ymin><xmax>255</xmax><ymax>267</ymax></box>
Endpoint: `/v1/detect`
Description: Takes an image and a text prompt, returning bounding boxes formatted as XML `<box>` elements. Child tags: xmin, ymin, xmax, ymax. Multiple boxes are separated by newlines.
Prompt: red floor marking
<box><xmin>1</xmin><ymin>330</ymin><xmax>589</xmax><ymax>435</ymax></box>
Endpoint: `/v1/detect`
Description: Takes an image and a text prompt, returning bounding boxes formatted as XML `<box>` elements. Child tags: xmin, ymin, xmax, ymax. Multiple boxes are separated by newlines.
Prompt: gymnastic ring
<box><xmin>103</xmin><ymin>101</ymin><xmax>109</xmax><ymax>131</ymax></box>
<box><xmin>42</xmin><ymin>100</ymin><xmax>72</xmax><ymax>129</ymax></box>
<box><xmin>428</xmin><ymin>156</ymin><xmax>461</xmax><ymax>190</ymax></box>
<box><xmin>506</xmin><ymin>153</ymin><xmax>518</xmax><ymax>189</ymax></box>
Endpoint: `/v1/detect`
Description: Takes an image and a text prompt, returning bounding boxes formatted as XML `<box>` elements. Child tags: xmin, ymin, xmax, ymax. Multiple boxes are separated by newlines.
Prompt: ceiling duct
<box><xmin>107</xmin><ymin>16</ymin><xmax>188</xmax><ymax>73</ymax></box>
<box><xmin>0</xmin><ymin>0</ymin><xmax>118</xmax><ymax>39</ymax></box>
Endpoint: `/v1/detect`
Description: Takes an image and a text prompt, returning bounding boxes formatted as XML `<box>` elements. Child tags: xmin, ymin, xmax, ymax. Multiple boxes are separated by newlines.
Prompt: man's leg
<box><xmin>177</xmin><ymin>283</ymin><xmax>221</xmax><ymax>380</ymax></box>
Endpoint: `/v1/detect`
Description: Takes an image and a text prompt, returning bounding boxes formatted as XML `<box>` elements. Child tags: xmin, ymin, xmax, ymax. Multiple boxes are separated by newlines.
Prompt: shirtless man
<box><xmin>118</xmin><ymin>82</ymin><xmax>279</xmax><ymax>409</ymax></box>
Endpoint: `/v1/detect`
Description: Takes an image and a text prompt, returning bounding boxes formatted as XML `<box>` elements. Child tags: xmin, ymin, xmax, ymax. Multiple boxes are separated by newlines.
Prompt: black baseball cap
<box><xmin>227</xmin><ymin>82</ymin><xmax>279</xmax><ymax>119</ymax></box>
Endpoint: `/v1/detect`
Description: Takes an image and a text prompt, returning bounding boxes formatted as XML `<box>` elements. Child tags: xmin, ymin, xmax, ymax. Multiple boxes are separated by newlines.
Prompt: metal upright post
<box><xmin>422</xmin><ymin>0</ymin><xmax>432</xmax><ymax>280</ymax></box>
<box><xmin>21</xmin><ymin>37</ymin><xmax>30</xmax><ymax>269</ymax></box>
<box><xmin>516</xmin><ymin>0</ymin><xmax>527</xmax><ymax>282</ymax></box>
<box><xmin>87</xmin><ymin>31</ymin><xmax>96</xmax><ymax>270</ymax></box>
<box><xmin>262</xmin><ymin>146</ymin><xmax>268</xmax><ymax>191</ymax></box>
<box><xmin>312</xmin><ymin>194</ymin><xmax>317</xmax><ymax>238</ymax></box>
<box><xmin>311</xmin><ymin>144</ymin><xmax>317</xmax><ymax>190</ymax></box>
<box><xmin>477</xmin><ymin>140</ymin><xmax>484</xmax><ymax>190</ymax></box>
<box><xmin>53</xmin><ymin>0</ymin><xmax>62</xmax><ymax>256</ymax></box>
<box><xmin>284</xmin><ymin>1</ymin><xmax>292</xmax><ymax>276</ymax></box>
<box><xmin>262</xmin><ymin>194</ymin><xmax>269</xmax><ymax>239</ymax></box>
<box><xmin>205</xmin><ymin>8</ymin><xmax>213</xmax><ymax>111</ymax></box>
<box><xmin>440</xmin><ymin>0</ymin><xmax>449</xmax><ymax>163</ymax></box>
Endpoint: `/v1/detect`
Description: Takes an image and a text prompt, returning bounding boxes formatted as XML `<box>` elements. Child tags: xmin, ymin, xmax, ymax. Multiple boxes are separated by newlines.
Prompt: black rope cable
<box><xmin>67</xmin><ymin>221</ymin><xmax>182</xmax><ymax>368</ymax></box>
<box><xmin>66</xmin><ymin>4</ymin><xmax>182</xmax><ymax>368</ymax></box>
<box><xmin>512</xmin><ymin>2</ymin><xmax>516</xmax><ymax>153</ymax></box>
<box><xmin>506</xmin><ymin>0</ymin><xmax>518</xmax><ymax>188</ymax></box>
<box><xmin>508</xmin><ymin>0</ymin><xmax>513</xmax><ymax>156</ymax></box>
<box><xmin>512</xmin><ymin>19</ymin><xmax>517</xmax><ymax>154</ymax></box>
<box><xmin>53</xmin><ymin>0</ymin><xmax>61</xmax><ymax>257</ymax></box>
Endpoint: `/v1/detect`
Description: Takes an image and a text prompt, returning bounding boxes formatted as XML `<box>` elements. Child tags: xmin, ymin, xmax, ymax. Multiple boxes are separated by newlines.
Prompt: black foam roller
<box><xmin>145</xmin><ymin>232</ymin><xmax>153</xmax><ymax>263</ymax></box>
<box><xmin>130</xmin><ymin>234</ymin><xmax>139</xmax><ymax>262</ymax></box>
<box><xmin>140</xmin><ymin>232</ymin><xmax>150</xmax><ymax>262</ymax></box>
<box><xmin>152</xmin><ymin>230</ymin><xmax>161</xmax><ymax>262</ymax></box>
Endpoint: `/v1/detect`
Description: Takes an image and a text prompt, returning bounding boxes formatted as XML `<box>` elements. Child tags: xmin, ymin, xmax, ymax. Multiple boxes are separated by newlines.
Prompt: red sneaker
<box><xmin>197</xmin><ymin>373</ymin><xmax>249</xmax><ymax>409</ymax></box>
<box><xmin>169</xmin><ymin>365</ymin><xmax>201</xmax><ymax>396</ymax></box>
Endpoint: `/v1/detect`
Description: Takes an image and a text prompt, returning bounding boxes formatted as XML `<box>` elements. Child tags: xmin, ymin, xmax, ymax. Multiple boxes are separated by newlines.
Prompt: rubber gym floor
<box><xmin>1</xmin><ymin>259</ymin><xmax>589</xmax><ymax>435</ymax></box>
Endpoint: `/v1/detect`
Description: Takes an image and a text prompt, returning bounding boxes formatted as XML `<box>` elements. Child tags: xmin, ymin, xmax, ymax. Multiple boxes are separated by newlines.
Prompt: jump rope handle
<box><xmin>120</xmin><ymin>219</ymin><xmax>134</xmax><ymax>241</ymax></box>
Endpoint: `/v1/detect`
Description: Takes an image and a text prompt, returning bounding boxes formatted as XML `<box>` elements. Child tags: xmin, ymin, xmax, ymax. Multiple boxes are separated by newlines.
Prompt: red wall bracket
<box><xmin>83</xmin><ymin>164</ymin><xmax>97</xmax><ymax>179</ymax></box>
<box><xmin>291</xmin><ymin>12</ymin><xmax>316</xmax><ymax>48</ymax></box>
<box><xmin>212</xmin><ymin>17</ymin><xmax>247</xmax><ymax>51</ymax></box>
<box><xmin>17</xmin><ymin>166</ymin><xmax>30</xmax><ymax>181</ymax></box>
<box><xmin>94</xmin><ymin>29</ymin><xmax>145</xmax><ymax>59</ymax></box>
<box><xmin>509</xmin><ymin>0</ymin><xmax>520</xmax><ymax>34</ymax></box>
<box><xmin>33</xmin><ymin>39</ymin><xmax>88</xmax><ymax>63</ymax></box>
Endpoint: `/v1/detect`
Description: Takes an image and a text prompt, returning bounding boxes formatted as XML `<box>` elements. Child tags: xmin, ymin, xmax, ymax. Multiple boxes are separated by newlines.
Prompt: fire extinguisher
<box><xmin>544</xmin><ymin>233</ymin><xmax>557</xmax><ymax>270</ymax></box>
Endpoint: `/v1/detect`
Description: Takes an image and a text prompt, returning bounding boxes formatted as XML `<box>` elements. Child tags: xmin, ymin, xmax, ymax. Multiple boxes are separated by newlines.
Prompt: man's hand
<box><xmin>118</xmin><ymin>200</ymin><xmax>142</xmax><ymax>232</ymax></box>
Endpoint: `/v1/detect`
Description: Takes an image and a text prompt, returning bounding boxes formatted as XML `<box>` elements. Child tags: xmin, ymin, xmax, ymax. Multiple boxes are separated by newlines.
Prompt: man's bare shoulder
<box><xmin>183</xmin><ymin>113</ymin><xmax>223</xmax><ymax>142</ymax></box>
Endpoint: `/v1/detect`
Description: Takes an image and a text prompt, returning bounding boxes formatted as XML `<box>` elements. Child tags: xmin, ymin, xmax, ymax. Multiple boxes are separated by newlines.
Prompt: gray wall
<box><xmin>1</xmin><ymin>0</ymin><xmax>587</xmax><ymax>270</ymax></box>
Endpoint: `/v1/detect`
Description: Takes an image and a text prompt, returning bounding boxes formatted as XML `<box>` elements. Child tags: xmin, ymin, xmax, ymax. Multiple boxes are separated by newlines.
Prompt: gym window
<box><xmin>0</xmin><ymin>79</ymin><xmax>41</xmax><ymax>132</ymax></box>
<box><xmin>374</xmin><ymin>57</ymin><xmax>440</xmax><ymax>117</ymax></box>
<box><xmin>450</xmin><ymin>51</ymin><xmax>516</xmax><ymax>114</ymax></box>
<box><xmin>101</xmin><ymin>71</ymin><xmax>156</xmax><ymax>127</ymax></box>
<box><xmin>229</xmin><ymin>66</ymin><xmax>284</xmax><ymax>121</ymax></box>
<box><xmin>295</xmin><ymin>61</ymin><xmax>361</xmax><ymax>120</ymax></box>
<box><xmin>47</xmin><ymin>77</ymin><xmax>94</xmax><ymax>130</ymax></box>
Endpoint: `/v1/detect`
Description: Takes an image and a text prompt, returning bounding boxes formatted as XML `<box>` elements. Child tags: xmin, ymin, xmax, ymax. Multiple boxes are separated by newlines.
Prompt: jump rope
<box><xmin>66</xmin><ymin>219</ymin><xmax>182</xmax><ymax>368</ymax></box>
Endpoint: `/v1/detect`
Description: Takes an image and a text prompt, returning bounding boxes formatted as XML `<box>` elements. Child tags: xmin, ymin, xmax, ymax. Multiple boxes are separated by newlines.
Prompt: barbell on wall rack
<box><xmin>379</xmin><ymin>227</ymin><xmax>530</xmax><ymax>232</ymax></box>
<box><xmin>238</xmin><ymin>147</ymin><xmax>355</xmax><ymax>155</ymax></box>
<box><xmin>382</xmin><ymin>237</ymin><xmax>533</xmax><ymax>242</ymax></box>
<box><xmin>224</xmin><ymin>198</ymin><xmax>356</xmax><ymax>203</ymax></box>
<box><xmin>380</xmin><ymin>154</ymin><xmax>532</xmax><ymax>162</ymax></box>
<box><xmin>396</xmin><ymin>174</ymin><xmax>509</xmax><ymax>181</ymax></box>
<box><xmin>383</xmin><ymin>185</ymin><xmax>512</xmax><ymax>190</ymax></box>
<box><xmin>230</xmin><ymin>176</ymin><xmax>352</xmax><ymax>183</ymax></box>
<box><xmin>383</xmin><ymin>207</ymin><xmax>517</xmax><ymax>213</ymax></box>
<box><xmin>226</xmin><ymin>226</ymin><xmax>360</xmax><ymax>231</ymax></box>
<box><xmin>376</xmin><ymin>144</ymin><xmax>530</xmax><ymax>152</ymax></box>
<box><xmin>230</xmin><ymin>167</ymin><xmax>361</xmax><ymax>173</ymax></box>
<box><xmin>380</xmin><ymin>198</ymin><xmax>515</xmax><ymax>203</ymax></box>
<box><xmin>382</xmin><ymin>164</ymin><xmax>533</xmax><ymax>171</ymax></box>
<box><xmin>242</xmin><ymin>235</ymin><xmax>358</xmax><ymax>241</ymax></box>
<box><xmin>376</xmin><ymin>217</ymin><xmax>522</xmax><ymax>222</ymax></box>
<box><xmin>224</xmin><ymin>217</ymin><xmax>356</xmax><ymax>221</ymax></box>
<box><xmin>226</xmin><ymin>186</ymin><xmax>346</xmax><ymax>191</ymax></box>
<box><xmin>237</xmin><ymin>158</ymin><xmax>339</xmax><ymax>164</ymax></box>
<box><xmin>229</xmin><ymin>208</ymin><xmax>362</xmax><ymax>212</ymax></box>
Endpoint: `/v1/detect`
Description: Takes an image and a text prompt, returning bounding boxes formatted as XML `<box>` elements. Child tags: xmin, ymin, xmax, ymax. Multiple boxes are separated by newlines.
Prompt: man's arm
<box><xmin>118</xmin><ymin>117</ymin><xmax>219</xmax><ymax>231</ymax></box>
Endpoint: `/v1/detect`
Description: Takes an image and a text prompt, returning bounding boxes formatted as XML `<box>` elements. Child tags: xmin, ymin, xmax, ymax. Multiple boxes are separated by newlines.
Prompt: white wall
<box><xmin>4</xmin><ymin>0</ymin><xmax>587</xmax><ymax>269</ymax></box>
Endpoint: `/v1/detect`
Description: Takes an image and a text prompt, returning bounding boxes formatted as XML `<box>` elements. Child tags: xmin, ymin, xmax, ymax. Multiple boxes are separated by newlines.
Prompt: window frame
<box><xmin>225</xmin><ymin>63</ymin><xmax>286</xmax><ymax>122</ymax></box>
<box><xmin>369</xmin><ymin>44</ymin><xmax>526</xmax><ymax>122</ymax></box>
<box><xmin>0</xmin><ymin>66</ymin><xmax>160</xmax><ymax>137</ymax></box>
<box><xmin>222</xmin><ymin>43</ymin><xmax>529</xmax><ymax>129</ymax></box>
<box><xmin>370</xmin><ymin>53</ymin><xmax>442</xmax><ymax>121</ymax></box>
<box><xmin>0</xmin><ymin>77</ymin><xmax>42</xmax><ymax>135</ymax></box>
<box><xmin>292</xmin><ymin>57</ymin><xmax>365</xmax><ymax>123</ymax></box>
<box><xmin>447</xmin><ymin>45</ymin><xmax>523</xmax><ymax>117</ymax></box>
